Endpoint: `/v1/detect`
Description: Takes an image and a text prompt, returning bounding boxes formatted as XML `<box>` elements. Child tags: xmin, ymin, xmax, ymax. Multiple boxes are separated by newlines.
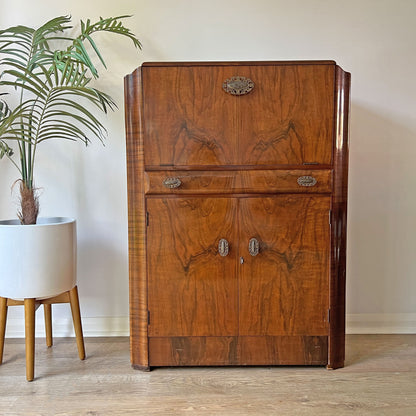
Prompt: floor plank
<box><xmin>0</xmin><ymin>335</ymin><xmax>415</xmax><ymax>415</ymax></box>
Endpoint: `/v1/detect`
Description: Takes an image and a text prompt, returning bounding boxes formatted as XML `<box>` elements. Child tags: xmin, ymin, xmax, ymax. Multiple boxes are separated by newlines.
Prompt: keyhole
<box><xmin>240</xmin><ymin>257</ymin><xmax>244</xmax><ymax>264</ymax></box>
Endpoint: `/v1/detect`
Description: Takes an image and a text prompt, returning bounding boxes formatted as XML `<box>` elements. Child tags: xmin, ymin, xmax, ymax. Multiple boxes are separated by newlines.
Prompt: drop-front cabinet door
<box><xmin>142</xmin><ymin>63</ymin><xmax>334</xmax><ymax>167</ymax></box>
<box><xmin>146</xmin><ymin>197</ymin><xmax>238</xmax><ymax>337</ymax></box>
<box><xmin>238</xmin><ymin>195</ymin><xmax>331</xmax><ymax>336</ymax></box>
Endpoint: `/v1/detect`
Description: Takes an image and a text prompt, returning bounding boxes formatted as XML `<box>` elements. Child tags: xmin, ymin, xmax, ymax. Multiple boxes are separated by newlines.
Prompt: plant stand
<box><xmin>0</xmin><ymin>285</ymin><xmax>85</xmax><ymax>381</ymax></box>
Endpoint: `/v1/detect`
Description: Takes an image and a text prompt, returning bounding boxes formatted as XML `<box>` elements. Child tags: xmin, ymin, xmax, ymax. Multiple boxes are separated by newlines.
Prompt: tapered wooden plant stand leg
<box><xmin>0</xmin><ymin>286</ymin><xmax>85</xmax><ymax>381</ymax></box>
<box><xmin>0</xmin><ymin>296</ymin><xmax>7</xmax><ymax>364</ymax></box>
<box><xmin>44</xmin><ymin>303</ymin><xmax>53</xmax><ymax>348</ymax></box>
<box><xmin>69</xmin><ymin>286</ymin><xmax>85</xmax><ymax>360</ymax></box>
<box><xmin>24</xmin><ymin>298</ymin><xmax>36</xmax><ymax>382</ymax></box>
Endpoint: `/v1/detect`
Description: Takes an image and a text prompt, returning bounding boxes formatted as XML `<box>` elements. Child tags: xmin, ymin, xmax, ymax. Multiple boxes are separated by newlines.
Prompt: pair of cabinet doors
<box><xmin>147</xmin><ymin>195</ymin><xmax>330</xmax><ymax>365</ymax></box>
<box><xmin>125</xmin><ymin>61</ymin><xmax>350</xmax><ymax>369</ymax></box>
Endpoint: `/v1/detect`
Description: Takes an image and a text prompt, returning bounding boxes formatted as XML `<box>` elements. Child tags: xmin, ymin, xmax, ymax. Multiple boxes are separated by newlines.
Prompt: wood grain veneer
<box><xmin>328</xmin><ymin>65</ymin><xmax>351</xmax><ymax>369</ymax></box>
<box><xmin>238</xmin><ymin>196</ymin><xmax>330</xmax><ymax>337</ymax></box>
<box><xmin>149</xmin><ymin>336</ymin><xmax>328</xmax><ymax>366</ymax></box>
<box><xmin>125</xmin><ymin>68</ymin><xmax>149</xmax><ymax>370</ymax></box>
<box><xmin>146</xmin><ymin>197</ymin><xmax>238</xmax><ymax>337</ymax></box>
<box><xmin>142</xmin><ymin>64</ymin><xmax>334</xmax><ymax>167</ymax></box>
<box><xmin>145</xmin><ymin>169</ymin><xmax>332</xmax><ymax>194</ymax></box>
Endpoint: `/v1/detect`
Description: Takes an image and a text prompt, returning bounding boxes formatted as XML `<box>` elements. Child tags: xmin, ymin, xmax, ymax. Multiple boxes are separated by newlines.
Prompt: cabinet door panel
<box><xmin>142</xmin><ymin>66</ymin><xmax>239</xmax><ymax>167</ymax></box>
<box><xmin>239</xmin><ymin>196</ymin><xmax>330</xmax><ymax>336</ymax></box>
<box><xmin>147</xmin><ymin>197</ymin><xmax>238</xmax><ymax>337</ymax></box>
<box><xmin>237</xmin><ymin>65</ymin><xmax>334</xmax><ymax>165</ymax></box>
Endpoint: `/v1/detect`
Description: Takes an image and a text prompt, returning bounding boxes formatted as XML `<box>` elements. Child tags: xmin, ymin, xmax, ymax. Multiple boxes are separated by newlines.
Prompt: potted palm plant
<box><xmin>0</xmin><ymin>15</ymin><xmax>141</xmax><ymax>299</ymax></box>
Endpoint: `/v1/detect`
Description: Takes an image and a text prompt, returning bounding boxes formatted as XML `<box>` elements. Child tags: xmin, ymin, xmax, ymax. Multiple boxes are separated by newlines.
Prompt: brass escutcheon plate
<box><xmin>223</xmin><ymin>76</ymin><xmax>254</xmax><ymax>96</ymax></box>
<box><xmin>297</xmin><ymin>176</ymin><xmax>317</xmax><ymax>187</ymax></box>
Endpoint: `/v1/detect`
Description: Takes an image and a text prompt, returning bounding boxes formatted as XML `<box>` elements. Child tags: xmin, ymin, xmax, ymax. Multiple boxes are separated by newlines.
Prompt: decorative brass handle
<box><xmin>163</xmin><ymin>177</ymin><xmax>182</xmax><ymax>189</ymax></box>
<box><xmin>218</xmin><ymin>238</ymin><xmax>229</xmax><ymax>257</ymax></box>
<box><xmin>248</xmin><ymin>238</ymin><xmax>260</xmax><ymax>256</ymax></box>
<box><xmin>297</xmin><ymin>176</ymin><xmax>317</xmax><ymax>187</ymax></box>
<box><xmin>223</xmin><ymin>76</ymin><xmax>254</xmax><ymax>96</ymax></box>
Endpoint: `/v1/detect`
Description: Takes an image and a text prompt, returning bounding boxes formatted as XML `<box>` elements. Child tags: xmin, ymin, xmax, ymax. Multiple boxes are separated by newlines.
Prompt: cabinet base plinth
<box><xmin>147</xmin><ymin>336</ymin><xmax>328</xmax><ymax>367</ymax></box>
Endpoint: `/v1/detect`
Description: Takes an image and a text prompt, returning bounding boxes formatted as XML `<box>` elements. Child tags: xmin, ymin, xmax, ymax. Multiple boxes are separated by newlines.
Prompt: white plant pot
<box><xmin>0</xmin><ymin>217</ymin><xmax>76</xmax><ymax>299</ymax></box>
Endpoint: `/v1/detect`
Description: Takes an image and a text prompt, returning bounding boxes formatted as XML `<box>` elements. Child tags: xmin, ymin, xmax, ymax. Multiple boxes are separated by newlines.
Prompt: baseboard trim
<box><xmin>4</xmin><ymin>316</ymin><xmax>130</xmax><ymax>338</ymax></box>
<box><xmin>346</xmin><ymin>313</ymin><xmax>416</xmax><ymax>334</ymax></box>
<box><xmin>4</xmin><ymin>314</ymin><xmax>416</xmax><ymax>338</ymax></box>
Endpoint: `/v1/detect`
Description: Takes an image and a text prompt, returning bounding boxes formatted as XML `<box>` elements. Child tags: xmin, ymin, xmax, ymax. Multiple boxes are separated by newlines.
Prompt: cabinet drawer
<box><xmin>144</xmin><ymin>170</ymin><xmax>332</xmax><ymax>194</ymax></box>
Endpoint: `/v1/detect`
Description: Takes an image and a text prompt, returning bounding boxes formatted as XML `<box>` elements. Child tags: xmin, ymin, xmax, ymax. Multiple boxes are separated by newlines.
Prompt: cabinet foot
<box><xmin>132</xmin><ymin>364</ymin><xmax>151</xmax><ymax>372</ymax></box>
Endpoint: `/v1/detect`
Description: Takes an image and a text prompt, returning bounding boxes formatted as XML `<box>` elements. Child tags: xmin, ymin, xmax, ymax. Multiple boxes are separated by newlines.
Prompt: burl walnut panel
<box><xmin>142</xmin><ymin>65</ymin><xmax>239</xmax><ymax>167</ymax></box>
<box><xmin>238</xmin><ymin>196</ymin><xmax>330</xmax><ymax>337</ymax></box>
<box><xmin>142</xmin><ymin>64</ymin><xmax>334</xmax><ymax>167</ymax></box>
<box><xmin>237</xmin><ymin>65</ymin><xmax>334</xmax><ymax>165</ymax></box>
<box><xmin>146</xmin><ymin>197</ymin><xmax>239</xmax><ymax>337</ymax></box>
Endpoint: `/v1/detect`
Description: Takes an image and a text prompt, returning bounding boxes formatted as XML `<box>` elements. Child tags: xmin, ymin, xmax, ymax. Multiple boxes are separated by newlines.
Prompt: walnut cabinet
<box><xmin>125</xmin><ymin>61</ymin><xmax>350</xmax><ymax>370</ymax></box>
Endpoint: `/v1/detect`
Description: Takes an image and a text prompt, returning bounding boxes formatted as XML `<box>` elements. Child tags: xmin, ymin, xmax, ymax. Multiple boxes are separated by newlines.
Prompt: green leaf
<box><xmin>84</xmin><ymin>34</ymin><xmax>106</xmax><ymax>69</ymax></box>
<box><xmin>0</xmin><ymin>140</ymin><xmax>14</xmax><ymax>158</ymax></box>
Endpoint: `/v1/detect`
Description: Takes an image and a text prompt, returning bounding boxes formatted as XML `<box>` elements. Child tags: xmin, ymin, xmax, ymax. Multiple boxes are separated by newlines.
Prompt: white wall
<box><xmin>1</xmin><ymin>0</ymin><xmax>415</xmax><ymax>336</ymax></box>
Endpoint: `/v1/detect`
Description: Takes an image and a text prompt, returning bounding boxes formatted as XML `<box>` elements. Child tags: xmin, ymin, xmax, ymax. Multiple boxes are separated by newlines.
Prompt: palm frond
<box><xmin>0</xmin><ymin>99</ymin><xmax>14</xmax><ymax>158</ymax></box>
<box><xmin>1</xmin><ymin>64</ymin><xmax>50</xmax><ymax>98</ymax></box>
<box><xmin>0</xmin><ymin>16</ymin><xmax>72</xmax><ymax>72</ymax></box>
<box><xmin>32</xmin><ymin>15</ymin><xmax>72</xmax><ymax>50</ymax></box>
<box><xmin>0</xmin><ymin>97</ymin><xmax>10</xmax><ymax>119</ymax></box>
<box><xmin>0</xmin><ymin>140</ymin><xmax>14</xmax><ymax>158</ymax></box>
<box><xmin>59</xmin><ymin>15</ymin><xmax>142</xmax><ymax>78</ymax></box>
<box><xmin>0</xmin><ymin>26</ymin><xmax>34</xmax><ymax>69</ymax></box>
<box><xmin>1</xmin><ymin>63</ymin><xmax>111</xmax><ymax>145</ymax></box>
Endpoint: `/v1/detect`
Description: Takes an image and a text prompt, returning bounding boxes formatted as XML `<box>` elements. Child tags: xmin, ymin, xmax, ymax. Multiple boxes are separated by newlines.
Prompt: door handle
<box><xmin>248</xmin><ymin>238</ymin><xmax>260</xmax><ymax>256</ymax></box>
<box><xmin>218</xmin><ymin>238</ymin><xmax>229</xmax><ymax>257</ymax></box>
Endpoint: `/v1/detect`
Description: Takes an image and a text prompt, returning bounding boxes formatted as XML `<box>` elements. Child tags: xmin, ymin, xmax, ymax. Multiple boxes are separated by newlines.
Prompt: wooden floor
<box><xmin>0</xmin><ymin>335</ymin><xmax>415</xmax><ymax>415</ymax></box>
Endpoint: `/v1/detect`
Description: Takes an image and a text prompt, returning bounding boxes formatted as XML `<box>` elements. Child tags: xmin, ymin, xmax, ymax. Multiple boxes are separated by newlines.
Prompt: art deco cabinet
<box><xmin>125</xmin><ymin>61</ymin><xmax>350</xmax><ymax>370</ymax></box>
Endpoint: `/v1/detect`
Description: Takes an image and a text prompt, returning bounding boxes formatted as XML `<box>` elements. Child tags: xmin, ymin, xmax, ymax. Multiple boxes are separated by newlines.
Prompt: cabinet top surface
<box><xmin>141</xmin><ymin>60</ymin><xmax>337</xmax><ymax>67</ymax></box>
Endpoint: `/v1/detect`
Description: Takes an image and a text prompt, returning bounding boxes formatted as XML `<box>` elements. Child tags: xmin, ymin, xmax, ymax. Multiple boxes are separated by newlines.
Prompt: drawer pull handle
<box><xmin>297</xmin><ymin>176</ymin><xmax>317</xmax><ymax>187</ymax></box>
<box><xmin>218</xmin><ymin>238</ymin><xmax>229</xmax><ymax>257</ymax></box>
<box><xmin>223</xmin><ymin>76</ymin><xmax>254</xmax><ymax>96</ymax></box>
<box><xmin>163</xmin><ymin>177</ymin><xmax>182</xmax><ymax>189</ymax></box>
<box><xmin>248</xmin><ymin>238</ymin><xmax>260</xmax><ymax>257</ymax></box>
